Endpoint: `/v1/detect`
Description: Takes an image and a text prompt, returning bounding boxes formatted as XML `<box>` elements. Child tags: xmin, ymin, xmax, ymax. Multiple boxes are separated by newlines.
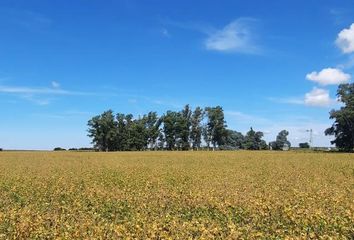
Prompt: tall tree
<box><xmin>87</xmin><ymin>110</ymin><xmax>117</xmax><ymax>151</ymax></box>
<box><xmin>144</xmin><ymin>112</ymin><xmax>161</xmax><ymax>150</ymax></box>
<box><xmin>325</xmin><ymin>83</ymin><xmax>354</xmax><ymax>152</ymax></box>
<box><xmin>116</xmin><ymin>113</ymin><xmax>131</xmax><ymax>151</ymax></box>
<box><xmin>190</xmin><ymin>107</ymin><xmax>204</xmax><ymax>150</ymax></box>
<box><xmin>161</xmin><ymin>111</ymin><xmax>179</xmax><ymax>150</ymax></box>
<box><xmin>177</xmin><ymin>105</ymin><xmax>192</xmax><ymax>150</ymax></box>
<box><xmin>270</xmin><ymin>130</ymin><xmax>291</xmax><ymax>150</ymax></box>
<box><xmin>128</xmin><ymin>117</ymin><xmax>147</xmax><ymax>151</ymax></box>
<box><xmin>205</xmin><ymin>106</ymin><xmax>227</xmax><ymax>150</ymax></box>
<box><xmin>244</xmin><ymin>127</ymin><xmax>267</xmax><ymax>150</ymax></box>
<box><xmin>222</xmin><ymin>130</ymin><xmax>245</xmax><ymax>150</ymax></box>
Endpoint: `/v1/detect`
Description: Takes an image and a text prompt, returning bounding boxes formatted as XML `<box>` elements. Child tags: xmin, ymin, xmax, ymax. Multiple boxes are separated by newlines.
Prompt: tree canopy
<box><xmin>270</xmin><ymin>130</ymin><xmax>291</xmax><ymax>150</ymax></box>
<box><xmin>325</xmin><ymin>83</ymin><xmax>354</xmax><ymax>152</ymax></box>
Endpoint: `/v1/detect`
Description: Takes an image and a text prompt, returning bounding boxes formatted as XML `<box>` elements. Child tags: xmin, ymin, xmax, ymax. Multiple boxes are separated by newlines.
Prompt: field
<box><xmin>0</xmin><ymin>151</ymin><xmax>353</xmax><ymax>239</ymax></box>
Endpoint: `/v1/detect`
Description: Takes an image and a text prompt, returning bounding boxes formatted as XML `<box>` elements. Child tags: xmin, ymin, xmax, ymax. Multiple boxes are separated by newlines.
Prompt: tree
<box><xmin>205</xmin><ymin>106</ymin><xmax>227</xmax><ymax>150</ymax></box>
<box><xmin>128</xmin><ymin>117</ymin><xmax>147</xmax><ymax>151</ymax></box>
<box><xmin>87</xmin><ymin>110</ymin><xmax>117</xmax><ymax>151</ymax></box>
<box><xmin>177</xmin><ymin>105</ymin><xmax>192</xmax><ymax>150</ymax></box>
<box><xmin>161</xmin><ymin>111</ymin><xmax>179</xmax><ymax>150</ymax></box>
<box><xmin>202</xmin><ymin>123</ymin><xmax>211</xmax><ymax>149</ymax></box>
<box><xmin>144</xmin><ymin>112</ymin><xmax>161</xmax><ymax>150</ymax></box>
<box><xmin>115</xmin><ymin>113</ymin><xmax>131</xmax><ymax>151</ymax></box>
<box><xmin>53</xmin><ymin>147</ymin><xmax>66</xmax><ymax>151</ymax></box>
<box><xmin>270</xmin><ymin>130</ymin><xmax>291</xmax><ymax>150</ymax></box>
<box><xmin>244</xmin><ymin>127</ymin><xmax>267</xmax><ymax>150</ymax></box>
<box><xmin>157</xmin><ymin>132</ymin><xmax>165</xmax><ymax>150</ymax></box>
<box><xmin>222</xmin><ymin>130</ymin><xmax>244</xmax><ymax>150</ymax></box>
<box><xmin>325</xmin><ymin>83</ymin><xmax>354</xmax><ymax>152</ymax></box>
<box><xmin>299</xmin><ymin>142</ymin><xmax>310</xmax><ymax>148</ymax></box>
<box><xmin>190</xmin><ymin>107</ymin><xmax>204</xmax><ymax>150</ymax></box>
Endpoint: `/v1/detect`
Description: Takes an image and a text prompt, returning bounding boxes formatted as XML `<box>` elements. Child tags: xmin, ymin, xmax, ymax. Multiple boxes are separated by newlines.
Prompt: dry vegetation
<box><xmin>0</xmin><ymin>151</ymin><xmax>353</xmax><ymax>239</ymax></box>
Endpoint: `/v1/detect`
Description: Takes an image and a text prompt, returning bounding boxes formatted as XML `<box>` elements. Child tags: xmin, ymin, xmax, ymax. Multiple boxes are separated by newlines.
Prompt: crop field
<box><xmin>0</xmin><ymin>151</ymin><xmax>353</xmax><ymax>239</ymax></box>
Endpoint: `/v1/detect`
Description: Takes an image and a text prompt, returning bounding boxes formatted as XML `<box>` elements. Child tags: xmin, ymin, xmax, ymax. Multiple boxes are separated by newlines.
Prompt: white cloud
<box><xmin>306</xmin><ymin>68</ymin><xmax>351</xmax><ymax>85</ymax></box>
<box><xmin>0</xmin><ymin>85</ymin><xmax>90</xmax><ymax>95</ymax></box>
<box><xmin>205</xmin><ymin>18</ymin><xmax>260</xmax><ymax>54</ymax></box>
<box><xmin>0</xmin><ymin>83</ymin><xmax>96</xmax><ymax>105</ymax></box>
<box><xmin>304</xmin><ymin>88</ymin><xmax>335</xmax><ymax>107</ymax></box>
<box><xmin>336</xmin><ymin>23</ymin><xmax>354</xmax><ymax>54</ymax></box>
<box><xmin>51</xmin><ymin>81</ymin><xmax>60</xmax><ymax>88</ymax></box>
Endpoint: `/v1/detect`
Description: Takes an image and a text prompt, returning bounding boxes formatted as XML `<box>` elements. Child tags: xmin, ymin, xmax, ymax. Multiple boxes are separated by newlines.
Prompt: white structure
<box><xmin>282</xmin><ymin>143</ymin><xmax>290</xmax><ymax>151</ymax></box>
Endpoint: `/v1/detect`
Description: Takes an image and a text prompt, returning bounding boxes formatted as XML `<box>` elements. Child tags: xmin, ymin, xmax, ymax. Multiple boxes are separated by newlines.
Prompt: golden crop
<box><xmin>0</xmin><ymin>151</ymin><xmax>353</xmax><ymax>239</ymax></box>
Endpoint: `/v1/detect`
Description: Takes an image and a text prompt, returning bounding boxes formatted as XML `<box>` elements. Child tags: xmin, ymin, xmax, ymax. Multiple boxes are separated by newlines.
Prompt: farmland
<box><xmin>0</xmin><ymin>151</ymin><xmax>353</xmax><ymax>239</ymax></box>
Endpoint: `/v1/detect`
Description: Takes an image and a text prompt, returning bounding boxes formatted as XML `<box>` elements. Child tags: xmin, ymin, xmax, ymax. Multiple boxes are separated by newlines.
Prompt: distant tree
<box><xmin>190</xmin><ymin>107</ymin><xmax>204</xmax><ymax>150</ymax></box>
<box><xmin>244</xmin><ymin>127</ymin><xmax>268</xmax><ymax>150</ymax></box>
<box><xmin>299</xmin><ymin>142</ymin><xmax>310</xmax><ymax>148</ymax></box>
<box><xmin>54</xmin><ymin>147</ymin><xmax>66</xmax><ymax>151</ymax></box>
<box><xmin>222</xmin><ymin>130</ymin><xmax>245</xmax><ymax>150</ymax></box>
<box><xmin>177</xmin><ymin>105</ymin><xmax>192</xmax><ymax>150</ymax></box>
<box><xmin>270</xmin><ymin>130</ymin><xmax>291</xmax><ymax>150</ymax></box>
<box><xmin>0</xmin><ymin>148</ymin><xmax>2</xmax><ymax>151</ymax></box>
<box><xmin>202</xmin><ymin>123</ymin><xmax>211</xmax><ymax>149</ymax></box>
<box><xmin>68</xmin><ymin>148</ymin><xmax>78</xmax><ymax>151</ymax></box>
<box><xmin>161</xmin><ymin>111</ymin><xmax>179</xmax><ymax>150</ymax></box>
<box><xmin>128</xmin><ymin>118</ymin><xmax>147</xmax><ymax>151</ymax></box>
<box><xmin>144</xmin><ymin>112</ymin><xmax>161</xmax><ymax>150</ymax></box>
<box><xmin>157</xmin><ymin>132</ymin><xmax>165</xmax><ymax>150</ymax></box>
<box><xmin>116</xmin><ymin>113</ymin><xmax>130</xmax><ymax>151</ymax></box>
<box><xmin>78</xmin><ymin>147</ymin><xmax>95</xmax><ymax>151</ymax></box>
<box><xmin>87</xmin><ymin>110</ymin><xmax>118</xmax><ymax>151</ymax></box>
<box><xmin>325</xmin><ymin>83</ymin><xmax>354</xmax><ymax>152</ymax></box>
<box><xmin>205</xmin><ymin>106</ymin><xmax>227</xmax><ymax>150</ymax></box>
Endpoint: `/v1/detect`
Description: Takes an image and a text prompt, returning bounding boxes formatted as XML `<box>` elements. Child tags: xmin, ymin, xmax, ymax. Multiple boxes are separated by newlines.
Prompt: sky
<box><xmin>0</xmin><ymin>0</ymin><xmax>354</xmax><ymax>150</ymax></box>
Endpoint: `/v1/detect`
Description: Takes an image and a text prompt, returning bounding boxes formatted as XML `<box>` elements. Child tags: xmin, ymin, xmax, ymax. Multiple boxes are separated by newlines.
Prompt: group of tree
<box><xmin>87</xmin><ymin>105</ymin><xmax>286</xmax><ymax>152</ymax></box>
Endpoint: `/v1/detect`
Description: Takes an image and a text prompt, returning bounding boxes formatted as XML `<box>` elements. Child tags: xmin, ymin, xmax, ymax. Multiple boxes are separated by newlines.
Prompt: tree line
<box><xmin>88</xmin><ymin>82</ymin><xmax>354</xmax><ymax>152</ymax></box>
<box><xmin>87</xmin><ymin>105</ymin><xmax>292</xmax><ymax>151</ymax></box>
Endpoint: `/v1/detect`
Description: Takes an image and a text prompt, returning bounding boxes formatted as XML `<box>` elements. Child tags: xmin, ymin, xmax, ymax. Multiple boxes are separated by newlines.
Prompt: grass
<box><xmin>0</xmin><ymin>151</ymin><xmax>353</xmax><ymax>239</ymax></box>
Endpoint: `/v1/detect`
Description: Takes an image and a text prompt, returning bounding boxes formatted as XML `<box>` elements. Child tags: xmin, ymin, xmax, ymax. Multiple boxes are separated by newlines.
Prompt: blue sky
<box><xmin>0</xmin><ymin>0</ymin><xmax>354</xmax><ymax>149</ymax></box>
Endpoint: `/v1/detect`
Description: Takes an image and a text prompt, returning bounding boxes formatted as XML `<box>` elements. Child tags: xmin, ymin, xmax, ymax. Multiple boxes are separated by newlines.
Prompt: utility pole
<box><xmin>306</xmin><ymin>129</ymin><xmax>313</xmax><ymax>149</ymax></box>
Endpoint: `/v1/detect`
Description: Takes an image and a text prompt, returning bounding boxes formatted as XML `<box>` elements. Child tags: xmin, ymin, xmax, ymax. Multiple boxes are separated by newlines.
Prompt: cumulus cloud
<box><xmin>306</xmin><ymin>68</ymin><xmax>351</xmax><ymax>85</ymax></box>
<box><xmin>205</xmin><ymin>18</ymin><xmax>260</xmax><ymax>54</ymax></box>
<box><xmin>304</xmin><ymin>88</ymin><xmax>335</xmax><ymax>107</ymax></box>
<box><xmin>336</xmin><ymin>23</ymin><xmax>354</xmax><ymax>54</ymax></box>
